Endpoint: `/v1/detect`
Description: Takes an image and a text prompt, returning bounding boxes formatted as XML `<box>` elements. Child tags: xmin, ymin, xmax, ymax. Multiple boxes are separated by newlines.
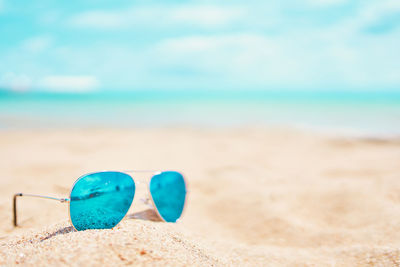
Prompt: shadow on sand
<box><xmin>40</xmin><ymin>209</ymin><xmax>162</xmax><ymax>241</ymax></box>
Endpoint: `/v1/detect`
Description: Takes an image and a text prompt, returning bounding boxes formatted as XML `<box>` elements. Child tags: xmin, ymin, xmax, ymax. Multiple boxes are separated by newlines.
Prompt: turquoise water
<box><xmin>1</xmin><ymin>90</ymin><xmax>400</xmax><ymax>137</ymax></box>
<box><xmin>150</xmin><ymin>171</ymin><xmax>186</xmax><ymax>222</ymax></box>
<box><xmin>70</xmin><ymin>171</ymin><xmax>135</xmax><ymax>231</ymax></box>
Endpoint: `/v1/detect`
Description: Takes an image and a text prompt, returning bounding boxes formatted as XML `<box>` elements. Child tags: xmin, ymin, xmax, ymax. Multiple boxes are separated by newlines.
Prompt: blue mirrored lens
<box><xmin>70</xmin><ymin>171</ymin><xmax>135</xmax><ymax>231</ymax></box>
<box><xmin>150</xmin><ymin>171</ymin><xmax>186</xmax><ymax>222</ymax></box>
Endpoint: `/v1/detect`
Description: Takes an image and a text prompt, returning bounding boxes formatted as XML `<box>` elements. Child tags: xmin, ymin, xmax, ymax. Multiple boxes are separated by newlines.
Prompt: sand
<box><xmin>0</xmin><ymin>128</ymin><xmax>400</xmax><ymax>266</ymax></box>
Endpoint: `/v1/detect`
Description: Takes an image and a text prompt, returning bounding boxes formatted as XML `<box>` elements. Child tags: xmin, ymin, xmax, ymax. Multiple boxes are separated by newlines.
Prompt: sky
<box><xmin>0</xmin><ymin>0</ymin><xmax>399</xmax><ymax>93</ymax></box>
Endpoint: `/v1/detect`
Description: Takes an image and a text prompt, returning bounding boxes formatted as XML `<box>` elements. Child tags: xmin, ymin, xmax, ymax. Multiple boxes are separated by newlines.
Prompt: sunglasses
<box><xmin>13</xmin><ymin>170</ymin><xmax>187</xmax><ymax>231</ymax></box>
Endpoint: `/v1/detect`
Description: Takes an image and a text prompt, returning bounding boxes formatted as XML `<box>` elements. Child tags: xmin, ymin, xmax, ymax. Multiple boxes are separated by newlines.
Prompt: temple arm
<box><xmin>13</xmin><ymin>193</ymin><xmax>69</xmax><ymax>227</ymax></box>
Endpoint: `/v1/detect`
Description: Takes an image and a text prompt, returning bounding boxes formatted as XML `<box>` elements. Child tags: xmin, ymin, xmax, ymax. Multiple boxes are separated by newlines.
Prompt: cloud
<box><xmin>1</xmin><ymin>1</ymin><xmax>400</xmax><ymax>92</ymax></box>
<box><xmin>150</xmin><ymin>28</ymin><xmax>400</xmax><ymax>89</ymax></box>
<box><xmin>69</xmin><ymin>10</ymin><xmax>126</xmax><ymax>30</ymax></box>
<box><xmin>332</xmin><ymin>1</ymin><xmax>400</xmax><ymax>33</ymax></box>
<box><xmin>359</xmin><ymin>1</ymin><xmax>400</xmax><ymax>34</ymax></box>
<box><xmin>305</xmin><ymin>0</ymin><xmax>349</xmax><ymax>7</ymax></box>
<box><xmin>38</xmin><ymin>75</ymin><xmax>99</xmax><ymax>92</ymax></box>
<box><xmin>21</xmin><ymin>36</ymin><xmax>53</xmax><ymax>53</ymax></box>
<box><xmin>152</xmin><ymin>34</ymin><xmax>312</xmax><ymax>87</ymax></box>
<box><xmin>169</xmin><ymin>6</ymin><xmax>244</xmax><ymax>27</ymax></box>
<box><xmin>68</xmin><ymin>5</ymin><xmax>245</xmax><ymax>30</ymax></box>
<box><xmin>0</xmin><ymin>72</ymin><xmax>32</xmax><ymax>92</ymax></box>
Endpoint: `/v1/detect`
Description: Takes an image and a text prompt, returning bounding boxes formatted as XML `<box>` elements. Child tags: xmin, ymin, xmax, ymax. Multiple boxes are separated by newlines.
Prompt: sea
<box><xmin>1</xmin><ymin>90</ymin><xmax>400</xmax><ymax>138</ymax></box>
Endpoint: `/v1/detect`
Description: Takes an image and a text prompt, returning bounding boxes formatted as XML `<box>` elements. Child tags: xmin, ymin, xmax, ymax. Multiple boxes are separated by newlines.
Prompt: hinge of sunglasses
<box><xmin>13</xmin><ymin>193</ymin><xmax>69</xmax><ymax>227</ymax></box>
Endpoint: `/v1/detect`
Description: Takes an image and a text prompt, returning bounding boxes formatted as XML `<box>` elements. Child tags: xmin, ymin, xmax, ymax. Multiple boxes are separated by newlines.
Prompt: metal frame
<box><xmin>13</xmin><ymin>170</ymin><xmax>188</xmax><ymax>230</ymax></box>
<box><xmin>13</xmin><ymin>193</ymin><xmax>69</xmax><ymax>227</ymax></box>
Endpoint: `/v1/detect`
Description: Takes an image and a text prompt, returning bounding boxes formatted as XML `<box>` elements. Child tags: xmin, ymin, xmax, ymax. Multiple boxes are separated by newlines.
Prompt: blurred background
<box><xmin>1</xmin><ymin>3</ymin><xmax>400</xmax><ymax>265</ymax></box>
<box><xmin>0</xmin><ymin>0</ymin><xmax>400</xmax><ymax>135</ymax></box>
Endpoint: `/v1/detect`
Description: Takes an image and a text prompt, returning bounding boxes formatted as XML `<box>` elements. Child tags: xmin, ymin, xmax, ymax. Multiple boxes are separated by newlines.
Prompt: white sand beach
<box><xmin>0</xmin><ymin>128</ymin><xmax>400</xmax><ymax>265</ymax></box>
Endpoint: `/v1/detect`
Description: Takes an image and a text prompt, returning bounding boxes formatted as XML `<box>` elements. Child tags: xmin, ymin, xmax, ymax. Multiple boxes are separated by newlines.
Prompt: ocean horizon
<box><xmin>1</xmin><ymin>89</ymin><xmax>400</xmax><ymax>137</ymax></box>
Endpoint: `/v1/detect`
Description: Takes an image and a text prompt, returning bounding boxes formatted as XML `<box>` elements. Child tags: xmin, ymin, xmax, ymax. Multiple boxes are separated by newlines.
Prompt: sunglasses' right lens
<box><xmin>69</xmin><ymin>171</ymin><xmax>135</xmax><ymax>231</ymax></box>
<box><xmin>150</xmin><ymin>171</ymin><xmax>186</xmax><ymax>222</ymax></box>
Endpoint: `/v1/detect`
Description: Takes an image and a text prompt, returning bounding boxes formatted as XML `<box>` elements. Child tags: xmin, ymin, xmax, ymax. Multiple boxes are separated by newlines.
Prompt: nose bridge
<box><xmin>123</xmin><ymin>170</ymin><xmax>160</xmax><ymax>175</ymax></box>
<box><xmin>134</xmin><ymin>176</ymin><xmax>149</xmax><ymax>188</ymax></box>
<box><xmin>133</xmin><ymin>174</ymin><xmax>151</xmax><ymax>188</ymax></box>
<box><xmin>123</xmin><ymin>170</ymin><xmax>159</xmax><ymax>186</ymax></box>
<box><xmin>131</xmin><ymin>173</ymin><xmax>152</xmax><ymax>204</ymax></box>
<box><xmin>120</xmin><ymin>170</ymin><xmax>160</xmax><ymax>212</ymax></box>
<box><xmin>128</xmin><ymin>181</ymin><xmax>156</xmax><ymax>218</ymax></box>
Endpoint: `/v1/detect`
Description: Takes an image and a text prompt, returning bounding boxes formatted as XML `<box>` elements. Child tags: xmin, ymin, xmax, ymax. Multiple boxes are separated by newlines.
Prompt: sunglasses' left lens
<box><xmin>69</xmin><ymin>171</ymin><xmax>135</xmax><ymax>231</ymax></box>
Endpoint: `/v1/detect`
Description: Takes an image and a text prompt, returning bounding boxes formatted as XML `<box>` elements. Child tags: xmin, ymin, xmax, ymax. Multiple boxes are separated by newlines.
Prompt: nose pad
<box><xmin>140</xmin><ymin>196</ymin><xmax>153</xmax><ymax>209</ymax></box>
<box><xmin>128</xmin><ymin>193</ymin><xmax>163</xmax><ymax>222</ymax></box>
<box><xmin>133</xmin><ymin>178</ymin><xmax>155</xmax><ymax>210</ymax></box>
